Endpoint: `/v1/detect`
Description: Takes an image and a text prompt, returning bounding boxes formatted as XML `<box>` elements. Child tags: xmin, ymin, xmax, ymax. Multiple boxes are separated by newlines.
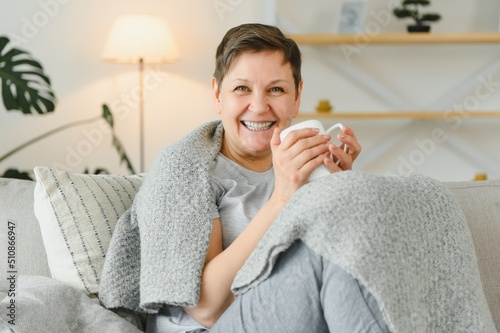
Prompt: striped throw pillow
<box><xmin>33</xmin><ymin>166</ymin><xmax>145</xmax><ymax>296</ymax></box>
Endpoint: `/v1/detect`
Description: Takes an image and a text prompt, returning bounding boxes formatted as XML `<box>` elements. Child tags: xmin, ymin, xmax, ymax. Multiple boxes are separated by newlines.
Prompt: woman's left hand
<box><xmin>324</xmin><ymin>125</ymin><xmax>361</xmax><ymax>172</ymax></box>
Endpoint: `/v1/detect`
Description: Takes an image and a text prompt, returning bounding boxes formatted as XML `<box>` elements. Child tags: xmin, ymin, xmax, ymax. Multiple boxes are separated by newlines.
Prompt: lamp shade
<box><xmin>102</xmin><ymin>14</ymin><xmax>179</xmax><ymax>63</ymax></box>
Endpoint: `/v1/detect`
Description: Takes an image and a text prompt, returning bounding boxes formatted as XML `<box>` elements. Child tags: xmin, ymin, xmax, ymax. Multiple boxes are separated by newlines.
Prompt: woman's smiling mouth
<box><xmin>241</xmin><ymin>121</ymin><xmax>276</xmax><ymax>131</ymax></box>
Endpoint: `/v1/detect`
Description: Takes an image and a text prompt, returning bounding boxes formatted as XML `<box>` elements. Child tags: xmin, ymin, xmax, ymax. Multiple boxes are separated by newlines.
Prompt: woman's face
<box><xmin>213</xmin><ymin>51</ymin><xmax>302</xmax><ymax>165</ymax></box>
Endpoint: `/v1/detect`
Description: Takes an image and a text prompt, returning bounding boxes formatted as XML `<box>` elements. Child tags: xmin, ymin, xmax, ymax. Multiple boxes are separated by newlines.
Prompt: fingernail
<box><xmin>338</xmin><ymin>134</ymin><xmax>346</xmax><ymax>139</ymax></box>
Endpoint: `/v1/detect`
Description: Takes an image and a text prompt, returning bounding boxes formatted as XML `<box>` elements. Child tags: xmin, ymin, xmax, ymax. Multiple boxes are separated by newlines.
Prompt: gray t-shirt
<box><xmin>147</xmin><ymin>153</ymin><xmax>275</xmax><ymax>333</ymax></box>
<box><xmin>209</xmin><ymin>152</ymin><xmax>275</xmax><ymax>249</ymax></box>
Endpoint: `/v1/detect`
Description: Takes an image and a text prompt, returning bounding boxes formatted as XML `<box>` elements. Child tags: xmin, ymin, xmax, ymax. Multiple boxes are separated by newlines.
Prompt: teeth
<box><xmin>242</xmin><ymin>121</ymin><xmax>274</xmax><ymax>131</ymax></box>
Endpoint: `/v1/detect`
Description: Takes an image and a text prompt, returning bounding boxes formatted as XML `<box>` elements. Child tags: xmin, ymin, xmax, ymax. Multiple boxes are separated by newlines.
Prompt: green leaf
<box><xmin>1</xmin><ymin>168</ymin><xmax>33</xmax><ymax>180</ymax></box>
<box><xmin>0</xmin><ymin>36</ymin><xmax>56</xmax><ymax>114</ymax></box>
<box><xmin>102</xmin><ymin>104</ymin><xmax>114</xmax><ymax>128</ymax></box>
<box><xmin>112</xmin><ymin>135</ymin><xmax>136</xmax><ymax>174</ymax></box>
<box><xmin>421</xmin><ymin>13</ymin><xmax>441</xmax><ymax>22</ymax></box>
<box><xmin>393</xmin><ymin>8</ymin><xmax>414</xmax><ymax>18</ymax></box>
<box><xmin>101</xmin><ymin>104</ymin><xmax>135</xmax><ymax>174</ymax></box>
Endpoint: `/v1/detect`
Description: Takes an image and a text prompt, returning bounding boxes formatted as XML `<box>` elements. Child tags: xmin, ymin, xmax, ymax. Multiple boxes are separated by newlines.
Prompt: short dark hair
<box><xmin>213</xmin><ymin>23</ymin><xmax>302</xmax><ymax>92</ymax></box>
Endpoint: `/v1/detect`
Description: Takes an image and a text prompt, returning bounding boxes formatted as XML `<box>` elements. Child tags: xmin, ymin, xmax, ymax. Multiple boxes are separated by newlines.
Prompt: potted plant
<box><xmin>393</xmin><ymin>0</ymin><xmax>441</xmax><ymax>33</ymax></box>
<box><xmin>0</xmin><ymin>36</ymin><xmax>135</xmax><ymax>179</ymax></box>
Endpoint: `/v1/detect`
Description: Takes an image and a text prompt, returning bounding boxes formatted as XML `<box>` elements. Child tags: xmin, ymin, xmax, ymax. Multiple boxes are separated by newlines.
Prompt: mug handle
<box><xmin>325</xmin><ymin>123</ymin><xmax>348</xmax><ymax>165</ymax></box>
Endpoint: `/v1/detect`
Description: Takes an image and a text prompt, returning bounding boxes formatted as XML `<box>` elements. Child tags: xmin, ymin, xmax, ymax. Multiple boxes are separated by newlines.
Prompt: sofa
<box><xmin>0</xmin><ymin>167</ymin><xmax>499</xmax><ymax>332</ymax></box>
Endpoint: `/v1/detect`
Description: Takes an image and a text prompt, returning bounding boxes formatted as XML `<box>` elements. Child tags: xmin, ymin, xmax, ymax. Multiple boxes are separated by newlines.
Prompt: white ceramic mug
<box><xmin>280</xmin><ymin>119</ymin><xmax>347</xmax><ymax>182</ymax></box>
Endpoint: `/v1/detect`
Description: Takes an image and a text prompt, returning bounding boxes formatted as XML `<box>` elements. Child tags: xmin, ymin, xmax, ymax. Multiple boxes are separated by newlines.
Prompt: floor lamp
<box><xmin>102</xmin><ymin>14</ymin><xmax>179</xmax><ymax>173</ymax></box>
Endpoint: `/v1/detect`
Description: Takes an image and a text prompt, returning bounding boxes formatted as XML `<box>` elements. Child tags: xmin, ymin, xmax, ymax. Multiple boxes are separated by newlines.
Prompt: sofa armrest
<box><xmin>0</xmin><ymin>178</ymin><xmax>51</xmax><ymax>298</ymax></box>
<box><xmin>445</xmin><ymin>179</ymin><xmax>500</xmax><ymax>330</ymax></box>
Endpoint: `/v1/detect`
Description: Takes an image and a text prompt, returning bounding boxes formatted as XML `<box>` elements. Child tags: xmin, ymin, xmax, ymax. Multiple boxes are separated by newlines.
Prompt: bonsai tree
<box><xmin>393</xmin><ymin>0</ymin><xmax>441</xmax><ymax>32</ymax></box>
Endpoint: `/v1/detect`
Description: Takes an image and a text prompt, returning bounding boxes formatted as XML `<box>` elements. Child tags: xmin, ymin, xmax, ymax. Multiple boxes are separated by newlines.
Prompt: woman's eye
<box><xmin>234</xmin><ymin>86</ymin><xmax>249</xmax><ymax>92</ymax></box>
<box><xmin>270</xmin><ymin>87</ymin><xmax>285</xmax><ymax>93</ymax></box>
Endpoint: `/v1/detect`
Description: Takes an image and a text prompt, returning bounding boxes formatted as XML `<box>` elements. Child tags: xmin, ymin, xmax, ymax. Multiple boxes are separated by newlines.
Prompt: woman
<box><xmin>145</xmin><ymin>23</ymin><xmax>390</xmax><ymax>333</ymax></box>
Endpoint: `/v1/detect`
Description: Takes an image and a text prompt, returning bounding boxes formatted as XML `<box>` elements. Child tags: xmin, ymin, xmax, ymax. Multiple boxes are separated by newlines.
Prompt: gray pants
<box><xmin>210</xmin><ymin>241</ymin><xmax>391</xmax><ymax>333</ymax></box>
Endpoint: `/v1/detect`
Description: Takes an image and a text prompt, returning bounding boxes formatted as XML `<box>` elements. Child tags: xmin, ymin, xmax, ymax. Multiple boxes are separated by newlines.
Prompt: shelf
<box><xmin>290</xmin><ymin>33</ymin><xmax>500</xmax><ymax>120</ymax></box>
<box><xmin>297</xmin><ymin>111</ymin><xmax>500</xmax><ymax>119</ymax></box>
<box><xmin>287</xmin><ymin>33</ymin><xmax>500</xmax><ymax>45</ymax></box>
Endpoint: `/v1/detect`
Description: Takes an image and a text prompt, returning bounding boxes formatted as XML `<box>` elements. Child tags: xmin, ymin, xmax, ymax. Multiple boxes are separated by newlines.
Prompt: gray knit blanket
<box><xmin>100</xmin><ymin>121</ymin><xmax>223</xmax><ymax>311</ymax></box>
<box><xmin>99</xmin><ymin>120</ymin><xmax>496</xmax><ymax>332</ymax></box>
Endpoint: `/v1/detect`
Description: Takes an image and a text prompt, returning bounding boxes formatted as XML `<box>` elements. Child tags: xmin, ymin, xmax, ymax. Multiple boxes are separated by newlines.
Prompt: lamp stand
<box><xmin>139</xmin><ymin>58</ymin><xmax>145</xmax><ymax>173</ymax></box>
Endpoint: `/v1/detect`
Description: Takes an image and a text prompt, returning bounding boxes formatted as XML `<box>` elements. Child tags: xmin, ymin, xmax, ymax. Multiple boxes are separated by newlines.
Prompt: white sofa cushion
<box><xmin>445</xmin><ymin>179</ymin><xmax>500</xmax><ymax>330</ymax></box>
<box><xmin>33</xmin><ymin>166</ymin><xmax>145</xmax><ymax>296</ymax></box>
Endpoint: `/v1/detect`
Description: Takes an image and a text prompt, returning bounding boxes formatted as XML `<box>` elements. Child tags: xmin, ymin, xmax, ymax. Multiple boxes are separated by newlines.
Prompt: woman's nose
<box><xmin>249</xmin><ymin>93</ymin><xmax>270</xmax><ymax>114</ymax></box>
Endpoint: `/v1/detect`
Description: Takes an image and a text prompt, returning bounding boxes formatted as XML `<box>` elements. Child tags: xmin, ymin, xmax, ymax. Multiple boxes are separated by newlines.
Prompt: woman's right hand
<box><xmin>270</xmin><ymin>126</ymin><xmax>332</xmax><ymax>204</ymax></box>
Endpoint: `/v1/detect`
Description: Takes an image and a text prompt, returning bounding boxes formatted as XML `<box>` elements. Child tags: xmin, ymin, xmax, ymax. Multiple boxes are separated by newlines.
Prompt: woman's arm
<box><xmin>184</xmin><ymin>196</ymin><xmax>287</xmax><ymax>327</ymax></box>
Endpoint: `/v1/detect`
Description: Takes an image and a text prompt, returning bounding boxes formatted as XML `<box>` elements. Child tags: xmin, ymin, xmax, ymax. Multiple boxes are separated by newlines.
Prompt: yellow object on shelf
<box><xmin>316</xmin><ymin>100</ymin><xmax>333</xmax><ymax>113</ymax></box>
<box><xmin>474</xmin><ymin>173</ymin><xmax>488</xmax><ymax>181</ymax></box>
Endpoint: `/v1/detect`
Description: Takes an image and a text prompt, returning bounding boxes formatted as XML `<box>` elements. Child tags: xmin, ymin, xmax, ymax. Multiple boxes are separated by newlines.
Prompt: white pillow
<box><xmin>33</xmin><ymin>166</ymin><xmax>145</xmax><ymax>296</ymax></box>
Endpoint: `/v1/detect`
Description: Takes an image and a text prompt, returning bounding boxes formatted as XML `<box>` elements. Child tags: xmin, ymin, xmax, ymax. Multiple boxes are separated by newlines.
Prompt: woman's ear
<box><xmin>212</xmin><ymin>77</ymin><xmax>222</xmax><ymax>114</ymax></box>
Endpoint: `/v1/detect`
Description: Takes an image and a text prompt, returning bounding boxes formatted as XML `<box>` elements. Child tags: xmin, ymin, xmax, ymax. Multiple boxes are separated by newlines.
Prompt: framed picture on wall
<box><xmin>335</xmin><ymin>0</ymin><xmax>369</xmax><ymax>34</ymax></box>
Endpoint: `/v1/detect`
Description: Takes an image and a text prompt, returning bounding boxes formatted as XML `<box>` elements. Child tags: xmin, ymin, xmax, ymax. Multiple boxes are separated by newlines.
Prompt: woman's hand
<box><xmin>325</xmin><ymin>125</ymin><xmax>361</xmax><ymax>172</ymax></box>
<box><xmin>270</xmin><ymin>126</ymin><xmax>332</xmax><ymax>203</ymax></box>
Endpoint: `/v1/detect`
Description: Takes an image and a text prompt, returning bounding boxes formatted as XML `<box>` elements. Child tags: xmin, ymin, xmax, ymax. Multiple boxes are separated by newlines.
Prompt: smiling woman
<box><xmin>212</xmin><ymin>51</ymin><xmax>302</xmax><ymax>171</ymax></box>
<box><xmin>98</xmin><ymin>23</ymin><xmax>392</xmax><ymax>333</ymax></box>
<box><xmin>98</xmin><ymin>22</ymin><xmax>494</xmax><ymax>333</ymax></box>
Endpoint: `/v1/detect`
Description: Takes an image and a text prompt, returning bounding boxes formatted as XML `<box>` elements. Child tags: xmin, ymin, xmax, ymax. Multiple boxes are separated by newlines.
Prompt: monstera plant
<box><xmin>0</xmin><ymin>36</ymin><xmax>135</xmax><ymax>179</ymax></box>
<box><xmin>0</xmin><ymin>36</ymin><xmax>56</xmax><ymax>114</ymax></box>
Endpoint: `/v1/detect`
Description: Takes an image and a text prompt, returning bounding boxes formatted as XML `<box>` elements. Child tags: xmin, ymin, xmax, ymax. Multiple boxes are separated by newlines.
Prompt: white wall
<box><xmin>1</xmin><ymin>0</ymin><xmax>499</xmax><ymax>181</ymax></box>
